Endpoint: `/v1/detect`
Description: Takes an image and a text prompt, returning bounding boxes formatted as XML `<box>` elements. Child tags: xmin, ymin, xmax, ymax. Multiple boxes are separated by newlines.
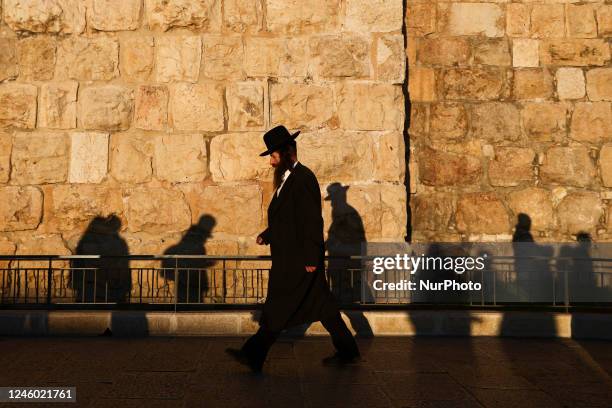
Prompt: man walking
<box><xmin>226</xmin><ymin>125</ymin><xmax>361</xmax><ymax>373</ymax></box>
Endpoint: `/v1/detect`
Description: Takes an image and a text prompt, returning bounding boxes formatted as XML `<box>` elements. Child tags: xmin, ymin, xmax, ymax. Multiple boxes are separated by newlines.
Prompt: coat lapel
<box><xmin>268</xmin><ymin>162</ymin><xmax>301</xmax><ymax>220</ymax></box>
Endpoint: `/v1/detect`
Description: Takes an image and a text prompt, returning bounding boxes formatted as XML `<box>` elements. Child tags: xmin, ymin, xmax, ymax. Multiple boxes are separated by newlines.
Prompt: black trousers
<box><xmin>240</xmin><ymin>310</ymin><xmax>360</xmax><ymax>369</ymax></box>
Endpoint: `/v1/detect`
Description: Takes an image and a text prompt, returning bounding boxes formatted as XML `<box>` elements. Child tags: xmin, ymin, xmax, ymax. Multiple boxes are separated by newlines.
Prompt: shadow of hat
<box><xmin>323</xmin><ymin>182</ymin><xmax>350</xmax><ymax>201</ymax></box>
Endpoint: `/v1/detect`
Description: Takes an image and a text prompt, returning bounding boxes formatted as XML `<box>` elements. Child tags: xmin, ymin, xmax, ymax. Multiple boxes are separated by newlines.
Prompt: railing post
<box><xmin>47</xmin><ymin>257</ymin><xmax>53</xmax><ymax>305</ymax></box>
<box><xmin>174</xmin><ymin>257</ymin><xmax>178</xmax><ymax>313</ymax></box>
<box><xmin>564</xmin><ymin>264</ymin><xmax>570</xmax><ymax>312</ymax></box>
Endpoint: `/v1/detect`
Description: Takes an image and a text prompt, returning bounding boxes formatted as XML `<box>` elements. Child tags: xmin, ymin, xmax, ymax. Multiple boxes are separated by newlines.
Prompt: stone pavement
<box><xmin>1</xmin><ymin>336</ymin><xmax>612</xmax><ymax>408</ymax></box>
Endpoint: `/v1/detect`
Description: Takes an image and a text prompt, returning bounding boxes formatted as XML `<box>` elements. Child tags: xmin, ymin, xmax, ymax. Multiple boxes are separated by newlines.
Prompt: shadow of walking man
<box><xmin>324</xmin><ymin>182</ymin><xmax>373</xmax><ymax>337</ymax></box>
<box><xmin>162</xmin><ymin>215</ymin><xmax>216</xmax><ymax>304</ymax></box>
<box><xmin>72</xmin><ymin>214</ymin><xmax>139</xmax><ymax>336</ymax></box>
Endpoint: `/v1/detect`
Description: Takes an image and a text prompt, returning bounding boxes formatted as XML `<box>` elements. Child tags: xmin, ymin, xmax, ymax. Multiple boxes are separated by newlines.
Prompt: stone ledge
<box><xmin>1</xmin><ymin>310</ymin><xmax>611</xmax><ymax>339</ymax></box>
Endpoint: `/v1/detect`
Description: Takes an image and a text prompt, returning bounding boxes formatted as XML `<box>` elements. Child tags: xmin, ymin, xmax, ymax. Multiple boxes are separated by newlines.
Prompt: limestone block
<box><xmin>244</xmin><ymin>37</ymin><xmax>307</xmax><ymax>77</ymax></box>
<box><xmin>39</xmin><ymin>81</ymin><xmax>78</xmax><ymax>130</ymax></box>
<box><xmin>154</xmin><ymin>134</ymin><xmax>208</xmax><ymax>183</ymax></box>
<box><xmin>0</xmin><ymin>133</ymin><xmax>10</xmax><ymax>183</ymax></box>
<box><xmin>322</xmin><ymin>184</ymin><xmax>381</xmax><ymax>239</ymax></box>
<box><xmin>120</xmin><ymin>36</ymin><xmax>154</xmax><ymax>82</ymax></box>
<box><xmin>380</xmin><ymin>184</ymin><xmax>406</xmax><ymax>239</ymax></box>
<box><xmin>540</xmin><ymin>39</ymin><xmax>610</xmax><ymax>67</ymax></box>
<box><xmin>540</xmin><ymin>146</ymin><xmax>597</xmax><ymax>188</ymax></box>
<box><xmin>442</xmin><ymin>68</ymin><xmax>505</xmax><ymax>101</ymax></box>
<box><xmin>345</xmin><ymin>0</ymin><xmax>402</xmax><ymax>32</ymax></box>
<box><xmin>0</xmin><ymin>37</ymin><xmax>17</xmax><ymax>81</ymax></box>
<box><xmin>0</xmin><ymin>83</ymin><xmax>37</xmax><ymax>129</ymax></box>
<box><xmin>187</xmin><ymin>184</ymin><xmax>263</xmax><ymax>236</ymax></box>
<box><xmin>223</xmin><ymin>0</ymin><xmax>263</xmax><ymax>33</ymax></box>
<box><xmin>337</xmin><ymin>82</ymin><xmax>403</xmax><ymax>131</ymax></box>
<box><xmin>412</xmin><ymin>193</ymin><xmax>454</xmax><ymax>232</ymax></box>
<box><xmin>135</xmin><ymin>85</ymin><xmax>168</xmax><ymax>131</ymax></box>
<box><xmin>266</xmin><ymin>0</ymin><xmax>339</xmax><ymax>33</ymax></box>
<box><xmin>125</xmin><ymin>187</ymin><xmax>192</xmax><ymax>233</ymax></box>
<box><xmin>429</xmin><ymin>103</ymin><xmax>467</xmax><ymax>141</ymax></box>
<box><xmin>78</xmin><ymin>85</ymin><xmax>134</xmax><ymax>131</ymax></box>
<box><xmin>513</xmin><ymin>39</ymin><xmax>539</xmax><ymax>68</ymax></box>
<box><xmin>473</xmin><ymin>38</ymin><xmax>511</xmax><ymax>67</ymax></box>
<box><xmin>597</xmin><ymin>5</ymin><xmax>612</xmax><ymax>36</ymax></box>
<box><xmin>45</xmin><ymin>184</ymin><xmax>124</xmax><ymax>232</ymax></box>
<box><xmin>0</xmin><ymin>186</ymin><xmax>43</xmax><ymax>231</ymax></box>
<box><xmin>16</xmin><ymin>35</ymin><xmax>56</xmax><ymax>81</ymax></box>
<box><xmin>417</xmin><ymin>146</ymin><xmax>481</xmax><ymax>187</ymax></box>
<box><xmin>298</xmin><ymin>131</ymin><xmax>375</xmax><ymax>183</ymax></box>
<box><xmin>310</xmin><ymin>34</ymin><xmax>370</xmax><ymax>79</ymax></box>
<box><xmin>521</xmin><ymin>102</ymin><xmax>568</xmax><ymax>143</ymax></box>
<box><xmin>557</xmin><ymin>192</ymin><xmax>603</xmax><ymax>235</ymax></box>
<box><xmin>570</xmin><ymin>102</ymin><xmax>611</xmax><ymax>144</ymax></box>
<box><xmin>55</xmin><ymin>36</ymin><xmax>118</xmax><ymax>81</ymax></box>
<box><xmin>169</xmin><ymin>83</ymin><xmax>224</xmax><ymax>131</ymax></box>
<box><xmin>418</xmin><ymin>37</ymin><xmax>470</xmax><ymax>66</ymax></box>
<box><xmin>531</xmin><ymin>4</ymin><xmax>565</xmax><ymax>38</ymax></box>
<box><xmin>209</xmin><ymin>133</ymin><xmax>272</xmax><ymax>182</ymax></box>
<box><xmin>156</xmin><ymin>35</ymin><xmax>201</xmax><ymax>83</ymax></box>
<box><xmin>408</xmin><ymin>67</ymin><xmax>436</xmax><ymax>102</ymax></box>
<box><xmin>470</xmin><ymin>102</ymin><xmax>521</xmax><ymax>143</ymax></box>
<box><xmin>202</xmin><ymin>36</ymin><xmax>244</xmax><ymax>80</ymax></box>
<box><xmin>11</xmin><ymin>131</ymin><xmax>69</xmax><ymax>184</ymax></box>
<box><xmin>0</xmin><ymin>237</ymin><xmax>16</xmax><ymax>267</ymax></box>
<box><xmin>68</xmin><ymin>132</ymin><xmax>109</xmax><ymax>184</ymax></box>
<box><xmin>3</xmin><ymin>0</ymin><xmax>85</xmax><ymax>33</ymax></box>
<box><xmin>601</xmin><ymin>144</ymin><xmax>612</xmax><ymax>188</ymax></box>
<box><xmin>507</xmin><ymin>188</ymin><xmax>554</xmax><ymax>231</ymax></box>
<box><xmin>14</xmin><ymin>233</ymin><xmax>70</xmax><ymax>256</ymax></box>
<box><xmin>226</xmin><ymin>82</ymin><xmax>265</xmax><ymax>131</ymax></box>
<box><xmin>556</xmin><ymin>68</ymin><xmax>585</xmax><ymax>100</ymax></box>
<box><xmin>488</xmin><ymin>147</ymin><xmax>535</xmax><ymax>187</ymax></box>
<box><xmin>405</xmin><ymin>3</ymin><xmax>436</xmax><ymax>37</ymax></box>
<box><xmin>145</xmin><ymin>0</ymin><xmax>220</xmax><ymax>31</ymax></box>
<box><xmin>586</xmin><ymin>69</ymin><xmax>612</xmax><ymax>102</ymax></box>
<box><xmin>109</xmin><ymin>133</ymin><xmax>154</xmax><ymax>184</ymax></box>
<box><xmin>567</xmin><ymin>4</ymin><xmax>597</xmax><ymax>38</ymax></box>
<box><xmin>513</xmin><ymin>69</ymin><xmax>553</xmax><ymax>100</ymax></box>
<box><xmin>89</xmin><ymin>0</ymin><xmax>141</xmax><ymax>31</ymax></box>
<box><xmin>506</xmin><ymin>4</ymin><xmax>529</xmax><ymax>37</ymax></box>
<box><xmin>442</xmin><ymin>3</ymin><xmax>504</xmax><ymax>37</ymax></box>
<box><xmin>456</xmin><ymin>193</ymin><xmax>509</xmax><ymax>235</ymax></box>
<box><xmin>270</xmin><ymin>83</ymin><xmax>334</xmax><ymax>130</ymax></box>
<box><xmin>373</xmin><ymin>131</ymin><xmax>404</xmax><ymax>183</ymax></box>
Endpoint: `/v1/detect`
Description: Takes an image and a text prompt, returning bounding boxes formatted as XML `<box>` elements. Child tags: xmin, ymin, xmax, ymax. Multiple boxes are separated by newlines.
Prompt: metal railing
<box><xmin>2</xmin><ymin>254</ymin><xmax>612</xmax><ymax>309</ymax></box>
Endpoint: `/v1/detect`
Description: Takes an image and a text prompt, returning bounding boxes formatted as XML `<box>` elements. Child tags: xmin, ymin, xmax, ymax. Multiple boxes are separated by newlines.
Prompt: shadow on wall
<box><xmin>285</xmin><ymin>181</ymin><xmax>374</xmax><ymax>338</ymax></box>
<box><xmin>162</xmin><ymin>214</ymin><xmax>217</xmax><ymax>304</ymax></box>
<box><xmin>71</xmin><ymin>214</ymin><xmax>145</xmax><ymax>336</ymax></box>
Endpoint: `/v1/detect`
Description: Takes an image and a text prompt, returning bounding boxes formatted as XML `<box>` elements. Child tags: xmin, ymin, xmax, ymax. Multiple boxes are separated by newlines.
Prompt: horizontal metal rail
<box><xmin>1</xmin><ymin>255</ymin><xmax>612</xmax><ymax>309</ymax></box>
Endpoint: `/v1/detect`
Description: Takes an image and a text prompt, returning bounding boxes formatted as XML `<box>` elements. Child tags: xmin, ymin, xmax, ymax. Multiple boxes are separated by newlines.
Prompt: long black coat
<box><xmin>258</xmin><ymin>161</ymin><xmax>339</xmax><ymax>332</ymax></box>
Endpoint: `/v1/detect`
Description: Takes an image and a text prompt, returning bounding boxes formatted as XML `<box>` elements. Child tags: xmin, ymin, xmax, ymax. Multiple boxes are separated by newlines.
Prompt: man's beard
<box><xmin>273</xmin><ymin>152</ymin><xmax>294</xmax><ymax>190</ymax></box>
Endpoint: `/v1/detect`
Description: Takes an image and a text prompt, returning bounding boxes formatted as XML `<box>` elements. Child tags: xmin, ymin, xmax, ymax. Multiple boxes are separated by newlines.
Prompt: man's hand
<box><xmin>305</xmin><ymin>265</ymin><xmax>316</xmax><ymax>272</ymax></box>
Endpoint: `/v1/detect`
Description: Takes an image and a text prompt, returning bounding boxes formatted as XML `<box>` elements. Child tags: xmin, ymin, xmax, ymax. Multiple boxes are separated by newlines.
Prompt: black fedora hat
<box><xmin>259</xmin><ymin>125</ymin><xmax>300</xmax><ymax>156</ymax></box>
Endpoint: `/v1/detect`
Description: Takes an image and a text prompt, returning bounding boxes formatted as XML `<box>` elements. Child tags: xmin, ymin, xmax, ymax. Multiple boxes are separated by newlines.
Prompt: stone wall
<box><xmin>0</xmin><ymin>0</ymin><xmax>407</xmax><ymax>266</ymax></box>
<box><xmin>407</xmin><ymin>0</ymin><xmax>612</xmax><ymax>242</ymax></box>
<box><xmin>1</xmin><ymin>0</ymin><xmax>611</xmax><ymax>268</ymax></box>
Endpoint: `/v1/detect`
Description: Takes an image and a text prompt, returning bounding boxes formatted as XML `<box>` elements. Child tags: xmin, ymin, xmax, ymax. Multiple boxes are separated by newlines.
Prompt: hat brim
<box><xmin>259</xmin><ymin>130</ymin><xmax>301</xmax><ymax>156</ymax></box>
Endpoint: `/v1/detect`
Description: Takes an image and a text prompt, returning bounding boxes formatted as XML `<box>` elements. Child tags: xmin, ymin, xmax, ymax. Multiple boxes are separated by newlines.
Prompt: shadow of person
<box><xmin>324</xmin><ymin>182</ymin><xmax>373</xmax><ymax>337</ymax></box>
<box><xmin>162</xmin><ymin>215</ymin><xmax>216</xmax><ymax>305</ymax></box>
<box><xmin>285</xmin><ymin>183</ymin><xmax>373</xmax><ymax>338</ymax></box>
<box><xmin>501</xmin><ymin>213</ymin><xmax>556</xmax><ymax>337</ymax></box>
<box><xmin>559</xmin><ymin>232</ymin><xmax>597</xmax><ymax>304</ymax></box>
<box><xmin>72</xmin><ymin>214</ymin><xmax>140</xmax><ymax>336</ymax></box>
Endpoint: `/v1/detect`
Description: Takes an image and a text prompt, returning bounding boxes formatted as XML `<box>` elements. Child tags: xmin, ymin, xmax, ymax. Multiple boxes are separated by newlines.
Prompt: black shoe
<box><xmin>225</xmin><ymin>347</ymin><xmax>263</xmax><ymax>373</ymax></box>
<box><xmin>322</xmin><ymin>352</ymin><xmax>362</xmax><ymax>366</ymax></box>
